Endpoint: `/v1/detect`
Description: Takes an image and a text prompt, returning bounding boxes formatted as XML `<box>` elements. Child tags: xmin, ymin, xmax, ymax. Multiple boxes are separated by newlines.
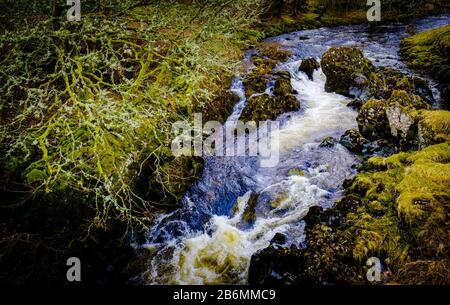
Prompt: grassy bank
<box><xmin>400</xmin><ymin>24</ymin><xmax>450</xmax><ymax>107</ymax></box>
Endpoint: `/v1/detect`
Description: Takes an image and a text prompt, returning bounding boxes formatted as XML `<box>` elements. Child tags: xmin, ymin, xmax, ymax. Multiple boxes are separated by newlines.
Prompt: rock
<box><xmin>346</xmin><ymin>98</ymin><xmax>363</xmax><ymax>111</ymax></box>
<box><xmin>339</xmin><ymin>129</ymin><xmax>369</xmax><ymax>154</ymax></box>
<box><xmin>356</xmin><ymin>99</ymin><xmax>391</xmax><ymax>140</ymax></box>
<box><xmin>321</xmin><ymin>47</ymin><xmax>375</xmax><ymax>97</ymax></box>
<box><xmin>386</xmin><ymin>106</ymin><xmax>416</xmax><ymax>147</ymax></box>
<box><xmin>240</xmin><ymin>94</ymin><xmax>274</xmax><ymax>122</ymax></box>
<box><xmin>320</xmin><ymin>136</ymin><xmax>338</xmax><ymax>148</ymax></box>
<box><xmin>242</xmin><ymin>193</ymin><xmax>259</xmax><ymax>224</ymax></box>
<box><xmin>273</xmin><ymin>70</ymin><xmax>293</xmax><ymax>97</ymax></box>
<box><xmin>384</xmin><ymin>90</ymin><xmax>432</xmax><ymax>148</ymax></box>
<box><xmin>299</xmin><ymin>58</ymin><xmax>320</xmax><ymax>80</ymax></box>
<box><xmin>248</xmin><ymin>246</ymin><xmax>306</xmax><ymax>285</ymax></box>
<box><xmin>240</xmin><ymin>71</ymin><xmax>299</xmax><ymax>122</ymax></box>
<box><xmin>387</xmin><ymin>89</ymin><xmax>430</xmax><ymax>110</ymax></box>
<box><xmin>199</xmin><ymin>89</ymin><xmax>240</xmax><ymax>123</ymax></box>
<box><xmin>270</xmin><ymin>232</ymin><xmax>287</xmax><ymax>246</ymax></box>
<box><xmin>364</xmin><ymin>139</ymin><xmax>398</xmax><ymax>157</ymax></box>
<box><xmin>368</xmin><ymin>67</ymin><xmax>434</xmax><ymax>103</ymax></box>
<box><xmin>243</xmin><ymin>43</ymin><xmax>292</xmax><ymax>98</ymax></box>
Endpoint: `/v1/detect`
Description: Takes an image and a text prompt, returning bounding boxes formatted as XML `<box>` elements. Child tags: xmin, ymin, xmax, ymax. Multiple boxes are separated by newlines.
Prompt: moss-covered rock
<box><xmin>321</xmin><ymin>47</ymin><xmax>375</xmax><ymax>97</ymax></box>
<box><xmin>384</xmin><ymin>90</ymin><xmax>429</xmax><ymax>148</ymax></box>
<box><xmin>299</xmin><ymin>57</ymin><xmax>320</xmax><ymax>80</ymax></box>
<box><xmin>339</xmin><ymin>128</ymin><xmax>369</xmax><ymax>154</ymax></box>
<box><xmin>356</xmin><ymin>98</ymin><xmax>390</xmax><ymax>140</ymax></box>
<box><xmin>198</xmin><ymin>88</ymin><xmax>241</xmax><ymax>123</ymax></box>
<box><xmin>242</xmin><ymin>192</ymin><xmax>259</xmax><ymax>224</ymax></box>
<box><xmin>240</xmin><ymin>71</ymin><xmax>299</xmax><ymax>122</ymax></box>
<box><xmin>243</xmin><ymin>43</ymin><xmax>292</xmax><ymax>98</ymax></box>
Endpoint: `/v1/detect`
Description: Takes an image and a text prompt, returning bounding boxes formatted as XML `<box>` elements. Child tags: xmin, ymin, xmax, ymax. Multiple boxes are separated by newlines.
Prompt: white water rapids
<box><xmin>137</xmin><ymin>14</ymin><xmax>450</xmax><ymax>285</ymax></box>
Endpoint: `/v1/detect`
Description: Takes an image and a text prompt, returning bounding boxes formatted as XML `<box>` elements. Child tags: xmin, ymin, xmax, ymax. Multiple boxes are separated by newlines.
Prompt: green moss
<box><xmin>400</xmin><ymin>24</ymin><xmax>450</xmax><ymax>106</ymax></box>
<box><xmin>24</xmin><ymin>168</ymin><xmax>47</xmax><ymax>184</ymax></box>
<box><xmin>400</xmin><ymin>24</ymin><xmax>450</xmax><ymax>81</ymax></box>
<box><xmin>288</xmin><ymin>168</ymin><xmax>305</xmax><ymax>177</ymax></box>
<box><xmin>418</xmin><ymin>110</ymin><xmax>450</xmax><ymax>146</ymax></box>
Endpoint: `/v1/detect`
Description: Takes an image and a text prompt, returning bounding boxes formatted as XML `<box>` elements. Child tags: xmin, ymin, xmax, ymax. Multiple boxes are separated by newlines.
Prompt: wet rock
<box><xmin>242</xmin><ymin>193</ymin><xmax>259</xmax><ymax>224</ymax></box>
<box><xmin>273</xmin><ymin>70</ymin><xmax>294</xmax><ymax>97</ymax></box>
<box><xmin>240</xmin><ymin>71</ymin><xmax>299</xmax><ymax>122</ymax></box>
<box><xmin>364</xmin><ymin>139</ymin><xmax>398</xmax><ymax>157</ymax></box>
<box><xmin>248</xmin><ymin>246</ymin><xmax>307</xmax><ymax>285</ymax></box>
<box><xmin>346</xmin><ymin>98</ymin><xmax>363</xmax><ymax>111</ymax></box>
<box><xmin>299</xmin><ymin>58</ymin><xmax>320</xmax><ymax>80</ymax></box>
<box><xmin>271</xmin><ymin>232</ymin><xmax>287</xmax><ymax>246</ymax></box>
<box><xmin>339</xmin><ymin>129</ymin><xmax>369</xmax><ymax>154</ymax></box>
<box><xmin>319</xmin><ymin>136</ymin><xmax>338</xmax><ymax>148</ymax></box>
<box><xmin>243</xmin><ymin>43</ymin><xmax>292</xmax><ymax>98</ymax></box>
<box><xmin>356</xmin><ymin>99</ymin><xmax>390</xmax><ymax>140</ymax></box>
<box><xmin>321</xmin><ymin>47</ymin><xmax>375</xmax><ymax>97</ymax></box>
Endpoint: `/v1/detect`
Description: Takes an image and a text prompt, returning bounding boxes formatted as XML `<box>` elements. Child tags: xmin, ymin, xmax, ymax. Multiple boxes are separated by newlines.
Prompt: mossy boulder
<box><xmin>198</xmin><ymin>88</ymin><xmax>240</xmax><ymax>123</ymax></box>
<box><xmin>384</xmin><ymin>90</ymin><xmax>429</xmax><ymax>148</ymax></box>
<box><xmin>273</xmin><ymin>70</ymin><xmax>293</xmax><ymax>97</ymax></box>
<box><xmin>243</xmin><ymin>43</ymin><xmax>292</xmax><ymax>98</ymax></box>
<box><xmin>240</xmin><ymin>71</ymin><xmax>299</xmax><ymax>122</ymax></box>
<box><xmin>299</xmin><ymin>57</ymin><xmax>320</xmax><ymax>80</ymax></box>
<box><xmin>321</xmin><ymin>47</ymin><xmax>375</xmax><ymax>97</ymax></box>
<box><xmin>339</xmin><ymin>129</ymin><xmax>369</xmax><ymax>154</ymax></box>
<box><xmin>356</xmin><ymin>99</ymin><xmax>390</xmax><ymax>140</ymax></box>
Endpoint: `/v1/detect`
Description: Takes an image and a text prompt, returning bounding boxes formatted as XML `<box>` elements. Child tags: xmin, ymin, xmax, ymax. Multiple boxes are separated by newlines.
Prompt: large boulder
<box><xmin>299</xmin><ymin>57</ymin><xmax>320</xmax><ymax>80</ymax></box>
<box><xmin>356</xmin><ymin>99</ymin><xmax>390</xmax><ymax>140</ymax></box>
<box><xmin>321</xmin><ymin>47</ymin><xmax>375</xmax><ymax>97</ymax></box>
<box><xmin>384</xmin><ymin>90</ymin><xmax>430</xmax><ymax>148</ymax></box>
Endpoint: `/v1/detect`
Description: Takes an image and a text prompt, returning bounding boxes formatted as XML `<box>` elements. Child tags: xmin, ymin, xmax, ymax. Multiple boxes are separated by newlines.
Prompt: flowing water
<box><xmin>138</xmin><ymin>14</ymin><xmax>450</xmax><ymax>285</ymax></box>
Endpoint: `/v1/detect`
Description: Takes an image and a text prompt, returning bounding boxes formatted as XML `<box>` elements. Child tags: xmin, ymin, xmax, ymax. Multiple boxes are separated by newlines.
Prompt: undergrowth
<box><xmin>0</xmin><ymin>0</ymin><xmax>265</xmax><ymax>230</ymax></box>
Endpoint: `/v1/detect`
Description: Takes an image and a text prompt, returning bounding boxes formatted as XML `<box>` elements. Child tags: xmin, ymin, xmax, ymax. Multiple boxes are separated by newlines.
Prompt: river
<box><xmin>137</xmin><ymin>14</ymin><xmax>450</xmax><ymax>285</ymax></box>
